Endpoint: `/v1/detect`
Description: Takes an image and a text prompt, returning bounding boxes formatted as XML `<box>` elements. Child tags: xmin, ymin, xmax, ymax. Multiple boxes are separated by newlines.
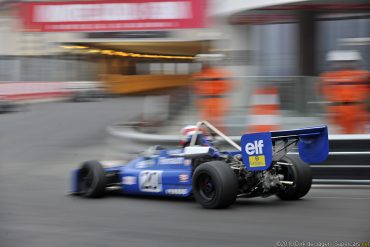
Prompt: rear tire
<box><xmin>192</xmin><ymin>161</ymin><xmax>238</xmax><ymax>209</ymax></box>
<box><xmin>276</xmin><ymin>156</ymin><xmax>312</xmax><ymax>200</ymax></box>
<box><xmin>78</xmin><ymin>160</ymin><xmax>106</xmax><ymax>198</ymax></box>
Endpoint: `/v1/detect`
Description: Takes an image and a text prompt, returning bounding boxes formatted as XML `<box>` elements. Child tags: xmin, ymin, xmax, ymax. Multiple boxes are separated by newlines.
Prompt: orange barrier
<box><xmin>246</xmin><ymin>87</ymin><xmax>280</xmax><ymax>133</ymax></box>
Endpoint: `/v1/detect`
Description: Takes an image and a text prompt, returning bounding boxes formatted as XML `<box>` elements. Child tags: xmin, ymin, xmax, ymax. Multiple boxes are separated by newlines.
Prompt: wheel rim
<box><xmin>197</xmin><ymin>173</ymin><xmax>216</xmax><ymax>201</ymax></box>
<box><xmin>279</xmin><ymin>165</ymin><xmax>296</xmax><ymax>189</ymax></box>
<box><xmin>79</xmin><ymin>168</ymin><xmax>94</xmax><ymax>194</ymax></box>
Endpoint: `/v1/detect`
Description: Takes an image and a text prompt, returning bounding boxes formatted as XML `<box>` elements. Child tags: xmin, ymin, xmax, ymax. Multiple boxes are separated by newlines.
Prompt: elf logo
<box><xmin>241</xmin><ymin>132</ymin><xmax>272</xmax><ymax>171</ymax></box>
<box><xmin>245</xmin><ymin>140</ymin><xmax>264</xmax><ymax>155</ymax></box>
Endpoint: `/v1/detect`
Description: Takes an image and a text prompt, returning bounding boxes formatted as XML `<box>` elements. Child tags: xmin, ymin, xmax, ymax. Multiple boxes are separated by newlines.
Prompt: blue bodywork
<box><xmin>71</xmin><ymin>126</ymin><xmax>329</xmax><ymax>197</ymax></box>
<box><xmin>71</xmin><ymin>149</ymin><xmax>196</xmax><ymax>197</ymax></box>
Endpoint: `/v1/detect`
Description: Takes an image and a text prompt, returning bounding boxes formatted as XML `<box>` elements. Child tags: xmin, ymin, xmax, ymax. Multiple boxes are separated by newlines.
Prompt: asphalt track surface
<box><xmin>0</xmin><ymin>99</ymin><xmax>369</xmax><ymax>247</ymax></box>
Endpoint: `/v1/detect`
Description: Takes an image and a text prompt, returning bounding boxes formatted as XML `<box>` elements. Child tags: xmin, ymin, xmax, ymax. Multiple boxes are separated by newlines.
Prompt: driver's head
<box><xmin>179</xmin><ymin>125</ymin><xmax>213</xmax><ymax>147</ymax></box>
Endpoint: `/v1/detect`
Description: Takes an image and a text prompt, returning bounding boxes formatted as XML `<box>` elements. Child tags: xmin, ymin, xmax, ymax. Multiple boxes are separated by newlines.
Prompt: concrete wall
<box><xmin>0</xmin><ymin>10</ymin><xmax>21</xmax><ymax>55</ymax></box>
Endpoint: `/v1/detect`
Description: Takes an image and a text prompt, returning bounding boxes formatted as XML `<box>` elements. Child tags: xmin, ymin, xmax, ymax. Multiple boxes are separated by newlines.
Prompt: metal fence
<box><xmin>230</xmin><ymin>76</ymin><xmax>324</xmax><ymax>115</ymax></box>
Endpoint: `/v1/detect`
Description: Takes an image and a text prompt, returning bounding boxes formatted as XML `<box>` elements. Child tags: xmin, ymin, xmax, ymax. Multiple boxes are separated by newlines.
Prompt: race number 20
<box><xmin>139</xmin><ymin>170</ymin><xmax>163</xmax><ymax>192</ymax></box>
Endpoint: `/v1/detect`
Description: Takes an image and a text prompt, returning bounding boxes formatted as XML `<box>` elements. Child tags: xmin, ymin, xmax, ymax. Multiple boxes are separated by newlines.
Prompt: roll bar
<box><xmin>190</xmin><ymin>121</ymin><xmax>241</xmax><ymax>151</ymax></box>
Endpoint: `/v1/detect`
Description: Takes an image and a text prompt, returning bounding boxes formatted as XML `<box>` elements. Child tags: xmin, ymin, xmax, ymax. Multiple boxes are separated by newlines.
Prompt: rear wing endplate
<box><xmin>270</xmin><ymin>126</ymin><xmax>329</xmax><ymax>164</ymax></box>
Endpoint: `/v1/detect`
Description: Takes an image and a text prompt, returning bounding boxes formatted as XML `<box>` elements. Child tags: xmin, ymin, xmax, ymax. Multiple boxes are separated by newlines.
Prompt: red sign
<box><xmin>19</xmin><ymin>0</ymin><xmax>207</xmax><ymax>32</ymax></box>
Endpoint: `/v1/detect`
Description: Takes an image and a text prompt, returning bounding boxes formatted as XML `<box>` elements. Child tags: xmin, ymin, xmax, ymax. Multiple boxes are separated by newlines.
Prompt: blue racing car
<box><xmin>71</xmin><ymin>121</ymin><xmax>329</xmax><ymax>209</ymax></box>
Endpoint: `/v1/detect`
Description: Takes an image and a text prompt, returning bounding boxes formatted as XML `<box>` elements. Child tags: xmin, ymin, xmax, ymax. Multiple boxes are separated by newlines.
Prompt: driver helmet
<box><xmin>179</xmin><ymin>125</ymin><xmax>213</xmax><ymax>147</ymax></box>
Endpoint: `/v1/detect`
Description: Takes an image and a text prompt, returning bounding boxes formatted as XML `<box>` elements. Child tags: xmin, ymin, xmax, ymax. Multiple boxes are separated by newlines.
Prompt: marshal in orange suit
<box><xmin>320</xmin><ymin>50</ymin><xmax>369</xmax><ymax>134</ymax></box>
<box><xmin>193</xmin><ymin>58</ymin><xmax>232</xmax><ymax>131</ymax></box>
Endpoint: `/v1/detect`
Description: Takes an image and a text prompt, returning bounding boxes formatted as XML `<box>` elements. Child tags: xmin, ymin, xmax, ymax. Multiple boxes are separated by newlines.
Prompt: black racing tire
<box><xmin>276</xmin><ymin>155</ymin><xmax>312</xmax><ymax>200</ymax></box>
<box><xmin>192</xmin><ymin>161</ymin><xmax>238</xmax><ymax>209</ymax></box>
<box><xmin>78</xmin><ymin>160</ymin><xmax>106</xmax><ymax>198</ymax></box>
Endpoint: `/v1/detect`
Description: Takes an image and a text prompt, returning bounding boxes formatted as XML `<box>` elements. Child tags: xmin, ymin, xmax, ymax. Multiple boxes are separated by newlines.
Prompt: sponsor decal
<box><xmin>183</xmin><ymin>159</ymin><xmax>192</xmax><ymax>166</ymax></box>
<box><xmin>248</xmin><ymin>155</ymin><xmax>266</xmax><ymax>167</ymax></box>
<box><xmin>240</xmin><ymin>132</ymin><xmax>272</xmax><ymax>171</ymax></box>
<box><xmin>100</xmin><ymin>160</ymin><xmax>123</xmax><ymax>168</ymax></box>
<box><xmin>167</xmin><ymin>149</ymin><xmax>182</xmax><ymax>155</ymax></box>
<box><xmin>139</xmin><ymin>170</ymin><xmax>162</xmax><ymax>192</ymax></box>
<box><xmin>165</xmin><ymin>189</ymin><xmax>188</xmax><ymax>195</ymax></box>
<box><xmin>179</xmin><ymin>174</ymin><xmax>189</xmax><ymax>183</ymax></box>
<box><xmin>158</xmin><ymin>157</ymin><xmax>184</xmax><ymax>165</ymax></box>
<box><xmin>122</xmin><ymin>176</ymin><xmax>137</xmax><ymax>185</ymax></box>
<box><xmin>245</xmin><ymin>140</ymin><xmax>266</xmax><ymax>167</ymax></box>
<box><xmin>135</xmin><ymin>159</ymin><xmax>155</xmax><ymax>169</ymax></box>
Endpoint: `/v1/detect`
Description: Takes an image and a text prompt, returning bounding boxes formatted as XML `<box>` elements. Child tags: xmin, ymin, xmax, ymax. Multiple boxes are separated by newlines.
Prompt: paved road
<box><xmin>1</xmin><ymin>99</ymin><xmax>369</xmax><ymax>247</ymax></box>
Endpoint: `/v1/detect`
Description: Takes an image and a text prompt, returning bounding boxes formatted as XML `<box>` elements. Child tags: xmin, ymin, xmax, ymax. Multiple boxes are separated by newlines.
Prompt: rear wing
<box><xmin>241</xmin><ymin>126</ymin><xmax>329</xmax><ymax>171</ymax></box>
<box><xmin>190</xmin><ymin>121</ymin><xmax>329</xmax><ymax>171</ymax></box>
<box><xmin>270</xmin><ymin>126</ymin><xmax>329</xmax><ymax>163</ymax></box>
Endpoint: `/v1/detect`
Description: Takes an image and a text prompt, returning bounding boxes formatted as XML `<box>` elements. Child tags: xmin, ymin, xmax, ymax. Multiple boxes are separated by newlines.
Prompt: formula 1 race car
<box><xmin>71</xmin><ymin>121</ymin><xmax>329</xmax><ymax>209</ymax></box>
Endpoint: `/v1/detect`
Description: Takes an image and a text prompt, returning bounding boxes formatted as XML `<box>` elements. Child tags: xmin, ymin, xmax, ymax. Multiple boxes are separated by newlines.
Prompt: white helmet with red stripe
<box><xmin>180</xmin><ymin>125</ymin><xmax>199</xmax><ymax>137</ymax></box>
<box><xmin>179</xmin><ymin>125</ymin><xmax>212</xmax><ymax>147</ymax></box>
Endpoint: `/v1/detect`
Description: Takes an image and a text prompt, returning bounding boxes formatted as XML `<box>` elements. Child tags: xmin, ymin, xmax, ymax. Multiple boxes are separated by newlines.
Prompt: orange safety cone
<box><xmin>246</xmin><ymin>86</ymin><xmax>281</xmax><ymax>133</ymax></box>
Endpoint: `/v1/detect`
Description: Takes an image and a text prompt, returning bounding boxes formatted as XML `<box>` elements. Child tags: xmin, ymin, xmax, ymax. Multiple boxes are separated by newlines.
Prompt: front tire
<box><xmin>78</xmin><ymin>161</ymin><xmax>106</xmax><ymax>198</ymax></box>
<box><xmin>192</xmin><ymin>161</ymin><xmax>238</xmax><ymax>209</ymax></box>
<box><xmin>276</xmin><ymin>156</ymin><xmax>312</xmax><ymax>200</ymax></box>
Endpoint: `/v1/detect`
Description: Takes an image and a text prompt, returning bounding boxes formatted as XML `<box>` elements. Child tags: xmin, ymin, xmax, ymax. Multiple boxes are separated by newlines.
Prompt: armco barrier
<box><xmin>107</xmin><ymin>123</ymin><xmax>370</xmax><ymax>185</ymax></box>
<box><xmin>0</xmin><ymin>82</ymin><xmax>69</xmax><ymax>101</ymax></box>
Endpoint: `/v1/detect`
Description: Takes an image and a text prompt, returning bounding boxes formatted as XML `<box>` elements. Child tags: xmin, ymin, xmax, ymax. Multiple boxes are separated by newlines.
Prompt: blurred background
<box><xmin>0</xmin><ymin>0</ymin><xmax>368</xmax><ymax>135</ymax></box>
<box><xmin>1</xmin><ymin>1</ymin><xmax>369</xmax><ymax>246</ymax></box>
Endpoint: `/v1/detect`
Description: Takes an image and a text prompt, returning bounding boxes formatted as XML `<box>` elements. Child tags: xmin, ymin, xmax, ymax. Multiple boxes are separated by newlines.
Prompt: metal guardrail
<box><xmin>107</xmin><ymin>123</ymin><xmax>370</xmax><ymax>185</ymax></box>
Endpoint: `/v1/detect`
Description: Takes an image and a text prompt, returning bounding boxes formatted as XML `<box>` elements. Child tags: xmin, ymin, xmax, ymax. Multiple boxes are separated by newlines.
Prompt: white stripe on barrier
<box><xmin>329</xmin><ymin>151</ymin><xmax>370</xmax><ymax>155</ymax></box>
<box><xmin>0</xmin><ymin>82</ymin><xmax>69</xmax><ymax>100</ymax></box>
<box><xmin>251</xmin><ymin>94</ymin><xmax>279</xmax><ymax>105</ymax></box>
<box><xmin>310</xmin><ymin>196</ymin><xmax>370</xmax><ymax>200</ymax></box>
<box><xmin>329</xmin><ymin>134</ymin><xmax>370</xmax><ymax>140</ymax></box>
<box><xmin>0</xmin><ymin>82</ymin><xmax>68</xmax><ymax>95</ymax></box>
<box><xmin>312</xmin><ymin>184</ymin><xmax>370</xmax><ymax>188</ymax></box>
<box><xmin>310</xmin><ymin>165</ymin><xmax>370</xmax><ymax>168</ymax></box>
<box><xmin>247</xmin><ymin>115</ymin><xmax>280</xmax><ymax>125</ymax></box>
<box><xmin>313</xmin><ymin>179</ymin><xmax>370</xmax><ymax>184</ymax></box>
<box><xmin>290</xmin><ymin>151</ymin><xmax>370</xmax><ymax>155</ymax></box>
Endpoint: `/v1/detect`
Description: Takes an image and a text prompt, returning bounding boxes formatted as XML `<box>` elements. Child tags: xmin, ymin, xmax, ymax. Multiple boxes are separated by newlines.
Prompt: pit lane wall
<box><xmin>107</xmin><ymin>124</ymin><xmax>370</xmax><ymax>185</ymax></box>
<box><xmin>0</xmin><ymin>82</ymin><xmax>69</xmax><ymax>101</ymax></box>
<box><xmin>0</xmin><ymin>81</ymin><xmax>106</xmax><ymax>102</ymax></box>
